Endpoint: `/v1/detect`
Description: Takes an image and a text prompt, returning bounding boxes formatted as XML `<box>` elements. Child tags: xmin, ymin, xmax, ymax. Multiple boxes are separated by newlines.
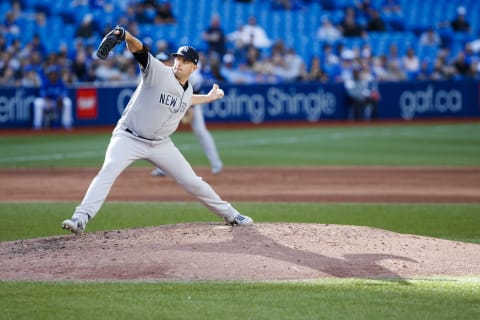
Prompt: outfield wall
<box><xmin>1</xmin><ymin>80</ymin><xmax>479</xmax><ymax>128</ymax></box>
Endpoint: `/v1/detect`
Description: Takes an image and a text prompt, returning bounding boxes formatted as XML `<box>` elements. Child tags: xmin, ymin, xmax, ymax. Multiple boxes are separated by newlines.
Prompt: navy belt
<box><xmin>125</xmin><ymin>128</ymin><xmax>156</xmax><ymax>141</ymax></box>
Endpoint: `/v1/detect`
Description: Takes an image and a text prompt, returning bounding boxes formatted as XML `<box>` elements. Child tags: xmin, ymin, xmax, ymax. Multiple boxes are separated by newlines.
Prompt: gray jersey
<box><xmin>115</xmin><ymin>53</ymin><xmax>193</xmax><ymax>140</ymax></box>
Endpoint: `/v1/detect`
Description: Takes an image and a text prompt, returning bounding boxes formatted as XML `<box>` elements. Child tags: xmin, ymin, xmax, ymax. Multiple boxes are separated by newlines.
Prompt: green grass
<box><xmin>1</xmin><ymin>278</ymin><xmax>479</xmax><ymax>320</ymax></box>
<box><xmin>0</xmin><ymin>202</ymin><xmax>479</xmax><ymax>243</ymax></box>
<box><xmin>1</xmin><ymin>122</ymin><xmax>480</xmax><ymax>167</ymax></box>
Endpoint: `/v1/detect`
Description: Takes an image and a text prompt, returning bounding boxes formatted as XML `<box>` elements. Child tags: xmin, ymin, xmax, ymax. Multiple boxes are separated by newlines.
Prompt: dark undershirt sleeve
<box><xmin>132</xmin><ymin>46</ymin><xmax>149</xmax><ymax>69</ymax></box>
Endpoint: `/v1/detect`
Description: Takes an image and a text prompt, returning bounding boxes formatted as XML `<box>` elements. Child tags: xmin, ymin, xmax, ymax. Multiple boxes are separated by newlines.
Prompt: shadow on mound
<box><xmin>0</xmin><ymin>223</ymin><xmax>478</xmax><ymax>281</ymax></box>
<box><xmin>164</xmin><ymin>225</ymin><xmax>416</xmax><ymax>280</ymax></box>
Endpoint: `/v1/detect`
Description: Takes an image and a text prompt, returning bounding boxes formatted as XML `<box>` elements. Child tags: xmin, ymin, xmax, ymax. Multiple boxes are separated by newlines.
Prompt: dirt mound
<box><xmin>1</xmin><ymin>223</ymin><xmax>478</xmax><ymax>281</ymax></box>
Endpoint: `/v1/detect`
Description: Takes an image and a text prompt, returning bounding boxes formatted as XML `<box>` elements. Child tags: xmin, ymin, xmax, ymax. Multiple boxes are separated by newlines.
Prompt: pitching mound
<box><xmin>1</xmin><ymin>223</ymin><xmax>478</xmax><ymax>281</ymax></box>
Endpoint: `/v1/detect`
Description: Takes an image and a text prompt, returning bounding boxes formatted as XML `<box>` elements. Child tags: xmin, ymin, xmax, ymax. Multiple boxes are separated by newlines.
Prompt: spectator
<box><xmin>416</xmin><ymin>58</ymin><xmax>433</xmax><ymax>80</ymax></box>
<box><xmin>226</xmin><ymin>24</ymin><xmax>248</xmax><ymax>61</ymax></box>
<box><xmin>20</xmin><ymin>63</ymin><xmax>41</xmax><ymax>87</ymax></box>
<box><xmin>154</xmin><ymin>39</ymin><xmax>172</xmax><ymax>56</ymax></box>
<box><xmin>303</xmin><ymin>56</ymin><xmax>329</xmax><ymax>82</ymax></box>
<box><xmin>316</xmin><ymin>16</ymin><xmax>342</xmax><ymax>44</ymax></box>
<box><xmin>202</xmin><ymin>13</ymin><xmax>226</xmax><ymax>57</ymax></box>
<box><xmin>402</xmin><ymin>47</ymin><xmax>420</xmax><ymax>80</ymax></box>
<box><xmin>339</xmin><ymin>7</ymin><xmax>367</xmax><ymax>38</ymax></box>
<box><xmin>94</xmin><ymin>58</ymin><xmax>123</xmax><ymax>82</ymax></box>
<box><xmin>30</xmin><ymin>34</ymin><xmax>47</xmax><ymax>59</ymax></box>
<box><xmin>270</xmin><ymin>39</ymin><xmax>286</xmax><ymax>57</ymax></box>
<box><xmin>28</xmin><ymin>50</ymin><xmax>44</xmax><ymax>73</ymax></box>
<box><xmin>419</xmin><ymin>28</ymin><xmax>441</xmax><ymax>47</ymax></box>
<box><xmin>34</xmin><ymin>11</ymin><xmax>47</xmax><ymax>28</ymax></box>
<box><xmin>270</xmin><ymin>50</ymin><xmax>288</xmax><ymax>79</ymax></box>
<box><xmin>154</xmin><ymin>1</ymin><xmax>176</xmax><ymax>24</ymax></box>
<box><xmin>0</xmin><ymin>51</ymin><xmax>20</xmax><ymax>86</ymax></box>
<box><xmin>430</xmin><ymin>53</ymin><xmax>456</xmax><ymax>80</ymax></box>
<box><xmin>10</xmin><ymin>0</ymin><xmax>23</xmax><ymax>18</ymax></box>
<box><xmin>32</xmin><ymin>65</ymin><xmax>73</xmax><ymax>130</ymax></box>
<box><xmin>386</xmin><ymin>43</ymin><xmax>406</xmax><ymax>80</ymax></box>
<box><xmin>71</xmin><ymin>49</ymin><xmax>95</xmax><ymax>82</ymax></box>
<box><xmin>1</xmin><ymin>11</ymin><xmax>20</xmax><ymax>37</ymax></box>
<box><xmin>360</xmin><ymin>43</ymin><xmax>372</xmax><ymax>59</ymax></box>
<box><xmin>244</xmin><ymin>46</ymin><xmax>261</xmax><ymax>69</ymax></box>
<box><xmin>450</xmin><ymin>6</ymin><xmax>470</xmax><ymax>33</ymax></box>
<box><xmin>120</xmin><ymin>62</ymin><xmax>140</xmax><ymax>84</ymax></box>
<box><xmin>452</xmin><ymin>50</ymin><xmax>473</xmax><ymax>79</ymax></box>
<box><xmin>202</xmin><ymin>54</ymin><xmax>227</xmax><ymax>85</ymax></box>
<box><xmin>320</xmin><ymin>43</ymin><xmax>340</xmax><ymax>79</ymax></box>
<box><xmin>371</xmin><ymin>55</ymin><xmax>391</xmax><ymax>81</ymax></box>
<box><xmin>469</xmin><ymin>31</ymin><xmax>480</xmax><ymax>54</ymax></box>
<box><xmin>75</xmin><ymin>14</ymin><xmax>100</xmax><ymax>39</ymax></box>
<box><xmin>239</xmin><ymin>16</ymin><xmax>272</xmax><ymax>49</ymax></box>
<box><xmin>366</xmin><ymin>8</ymin><xmax>386</xmax><ymax>32</ymax></box>
<box><xmin>1</xmin><ymin>43</ymin><xmax>22</xmax><ymax>83</ymax></box>
<box><xmin>251</xmin><ymin>54</ymin><xmax>280</xmax><ymax>83</ymax></box>
<box><xmin>7</xmin><ymin>38</ymin><xmax>22</xmax><ymax>56</ymax></box>
<box><xmin>282</xmin><ymin>47</ymin><xmax>306</xmax><ymax>81</ymax></box>
<box><xmin>220</xmin><ymin>53</ymin><xmax>255</xmax><ymax>84</ymax></box>
<box><xmin>0</xmin><ymin>34</ymin><xmax>6</xmax><ymax>52</ymax></box>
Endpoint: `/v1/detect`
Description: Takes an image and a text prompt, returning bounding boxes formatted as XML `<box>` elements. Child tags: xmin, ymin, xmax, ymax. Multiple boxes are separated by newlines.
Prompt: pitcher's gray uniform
<box><xmin>62</xmin><ymin>29</ymin><xmax>252</xmax><ymax>234</ymax></box>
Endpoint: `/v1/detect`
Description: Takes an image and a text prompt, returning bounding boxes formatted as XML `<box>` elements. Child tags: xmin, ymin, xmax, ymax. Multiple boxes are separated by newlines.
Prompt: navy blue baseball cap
<box><xmin>171</xmin><ymin>46</ymin><xmax>199</xmax><ymax>65</ymax></box>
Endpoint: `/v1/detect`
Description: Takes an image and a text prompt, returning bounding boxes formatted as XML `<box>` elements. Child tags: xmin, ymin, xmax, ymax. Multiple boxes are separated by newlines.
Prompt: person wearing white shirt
<box><xmin>317</xmin><ymin>16</ymin><xmax>342</xmax><ymax>44</ymax></box>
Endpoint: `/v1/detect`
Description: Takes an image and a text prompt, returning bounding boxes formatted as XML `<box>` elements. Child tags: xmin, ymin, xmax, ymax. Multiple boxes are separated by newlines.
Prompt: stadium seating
<box><xmin>1</xmin><ymin>0</ymin><xmax>478</xmax><ymax>67</ymax></box>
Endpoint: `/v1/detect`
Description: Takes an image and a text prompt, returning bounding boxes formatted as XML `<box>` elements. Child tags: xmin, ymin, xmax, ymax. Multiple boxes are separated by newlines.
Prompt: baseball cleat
<box><xmin>62</xmin><ymin>218</ymin><xmax>85</xmax><ymax>234</ymax></box>
<box><xmin>224</xmin><ymin>213</ymin><xmax>253</xmax><ymax>226</ymax></box>
<box><xmin>151</xmin><ymin>168</ymin><xmax>166</xmax><ymax>177</ymax></box>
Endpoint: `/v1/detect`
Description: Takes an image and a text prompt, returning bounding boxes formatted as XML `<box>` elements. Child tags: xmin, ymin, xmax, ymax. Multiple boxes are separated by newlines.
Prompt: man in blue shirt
<box><xmin>32</xmin><ymin>65</ymin><xmax>73</xmax><ymax>130</ymax></box>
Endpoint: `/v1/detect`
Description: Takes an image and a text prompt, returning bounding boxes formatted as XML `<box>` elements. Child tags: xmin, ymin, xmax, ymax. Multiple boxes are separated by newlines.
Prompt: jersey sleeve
<box><xmin>132</xmin><ymin>47</ymin><xmax>149</xmax><ymax>69</ymax></box>
<box><xmin>141</xmin><ymin>52</ymin><xmax>171</xmax><ymax>86</ymax></box>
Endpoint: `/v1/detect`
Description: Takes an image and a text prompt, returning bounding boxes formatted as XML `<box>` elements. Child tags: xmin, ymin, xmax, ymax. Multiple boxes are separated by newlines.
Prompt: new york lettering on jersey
<box><xmin>159</xmin><ymin>93</ymin><xmax>177</xmax><ymax>107</ymax></box>
<box><xmin>158</xmin><ymin>92</ymin><xmax>188</xmax><ymax>113</ymax></box>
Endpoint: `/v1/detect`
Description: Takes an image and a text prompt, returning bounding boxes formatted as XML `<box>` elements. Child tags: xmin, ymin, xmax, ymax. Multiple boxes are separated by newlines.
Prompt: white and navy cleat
<box><xmin>224</xmin><ymin>213</ymin><xmax>254</xmax><ymax>226</ymax></box>
<box><xmin>62</xmin><ymin>218</ymin><xmax>85</xmax><ymax>234</ymax></box>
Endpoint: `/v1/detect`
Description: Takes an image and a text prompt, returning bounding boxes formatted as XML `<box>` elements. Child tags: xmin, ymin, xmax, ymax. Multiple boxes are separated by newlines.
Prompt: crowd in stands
<box><xmin>1</xmin><ymin>0</ymin><xmax>480</xmax><ymax>89</ymax></box>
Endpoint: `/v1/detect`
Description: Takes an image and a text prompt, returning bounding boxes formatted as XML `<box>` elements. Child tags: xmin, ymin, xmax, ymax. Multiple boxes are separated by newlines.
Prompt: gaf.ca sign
<box><xmin>399</xmin><ymin>85</ymin><xmax>463</xmax><ymax>120</ymax></box>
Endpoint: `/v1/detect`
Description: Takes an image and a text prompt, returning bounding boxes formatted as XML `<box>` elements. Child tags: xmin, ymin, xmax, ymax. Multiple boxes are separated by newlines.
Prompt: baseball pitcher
<box><xmin>62</xmin><ymin>26</ymin><xmax>253</xmax><ymax>234</ymax></box>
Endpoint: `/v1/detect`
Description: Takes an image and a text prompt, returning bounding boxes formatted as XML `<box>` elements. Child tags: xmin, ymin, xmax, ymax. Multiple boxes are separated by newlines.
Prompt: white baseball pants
<box><xmin>73</xmin><ymin>129</ymin><xmax>236</xmax><ymax>224</ymax></box>
<box><xmin>33</xmin><ymin>97</ymin><xmax>73</xmax><ymax>129</ymax></box>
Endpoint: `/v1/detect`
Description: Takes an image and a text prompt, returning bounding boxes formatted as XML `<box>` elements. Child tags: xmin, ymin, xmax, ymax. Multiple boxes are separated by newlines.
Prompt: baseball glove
<box><xmin>96</xmin><ymin>25</ymin><xmax>126</xmax><ymax>60</ymax></box>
